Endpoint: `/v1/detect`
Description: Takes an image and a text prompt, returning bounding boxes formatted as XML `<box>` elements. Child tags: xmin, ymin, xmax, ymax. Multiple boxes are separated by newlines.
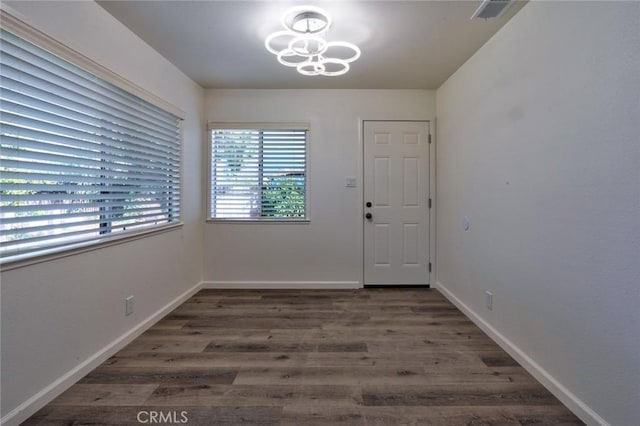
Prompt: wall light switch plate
<box><xmin>346</xmin><ymin>176</ymin><xmax>357</xmax><ymax>188</ymax></box>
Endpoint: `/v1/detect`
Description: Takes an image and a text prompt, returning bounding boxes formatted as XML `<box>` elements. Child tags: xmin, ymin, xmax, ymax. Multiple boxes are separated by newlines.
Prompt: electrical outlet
<box><xmin>125</xmin><ymin>295</ymin><xmax>134</xmax><ymax>316</ymax></box>
<box><xmin>485</xmin><ymin>291</ymin><xmax>493</xmax><ymax>311</ymax></box>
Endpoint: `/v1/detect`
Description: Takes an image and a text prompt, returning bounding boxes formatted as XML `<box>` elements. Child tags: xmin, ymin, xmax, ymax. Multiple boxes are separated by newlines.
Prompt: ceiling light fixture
<box><xmin>265</xmin><ymin>5</ymin><xmax>360</xmax><ymax>77</ymax></box>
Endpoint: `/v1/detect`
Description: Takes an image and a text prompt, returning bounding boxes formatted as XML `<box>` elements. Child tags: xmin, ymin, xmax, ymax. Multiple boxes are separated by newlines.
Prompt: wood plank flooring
<box><xmin>23</xmin><ymin>289</ymin><xmax>583</xmax><ymax>425</ymax></box>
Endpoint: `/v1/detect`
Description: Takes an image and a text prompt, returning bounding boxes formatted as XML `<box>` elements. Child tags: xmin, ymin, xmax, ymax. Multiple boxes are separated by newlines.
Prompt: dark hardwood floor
<box><xmin>24</xmin><ymin>289</ymin><xmax>583</xmax><ymax>425</ymax></box>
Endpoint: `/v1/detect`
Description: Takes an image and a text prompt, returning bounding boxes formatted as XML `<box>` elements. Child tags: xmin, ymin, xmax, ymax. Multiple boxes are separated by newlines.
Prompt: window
<box><xmin>209</xmin><ymin>124</ymin><xmax>308</xmax><ymax>220</ymax></box>
<box><xmin>0</xmin><ymin>28</ymin><xmax>182</xmax><ymax>262</ymax></box>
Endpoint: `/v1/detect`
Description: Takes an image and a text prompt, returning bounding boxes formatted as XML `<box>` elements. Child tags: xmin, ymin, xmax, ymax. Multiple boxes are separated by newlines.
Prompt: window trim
<box><xmin>206</xmin><ymin>122</ymin><xmax>310</xmax><ymax>223</ymax></box>
<box><xmin>1</xmin><ymin>222</ymin><xmax>183</xmax><ymax>272</ymax></box>
<box><xmin>0</xmin><ymin>10</ymin><xmax>185</xmax><ymax>269</ymax></box>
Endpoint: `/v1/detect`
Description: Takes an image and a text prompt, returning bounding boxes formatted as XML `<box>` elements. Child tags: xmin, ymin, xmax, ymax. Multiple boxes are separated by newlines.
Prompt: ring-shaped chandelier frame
<box><xmin>265</xmin><ymin>6</ymin><xmax>360</xmax><ymax>77</ymax></box>
<box><xmin>288</xmin><ymin>35</ymin><xmax>329</xmax><ymax>57</ymax></box>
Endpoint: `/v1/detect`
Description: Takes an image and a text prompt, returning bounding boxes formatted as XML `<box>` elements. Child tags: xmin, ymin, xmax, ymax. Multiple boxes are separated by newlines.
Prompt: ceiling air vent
<box><xmin>471</xmin><ymin>0</ymin><xmax>514</xmax><ymax>19</ymax></box>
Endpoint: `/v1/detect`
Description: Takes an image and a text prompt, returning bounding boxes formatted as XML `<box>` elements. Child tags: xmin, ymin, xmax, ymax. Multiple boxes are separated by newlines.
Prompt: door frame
<box><xmin>360</xmin><ymin>119</ymin><xmax>435</xmax><ymax>287</ymax></box>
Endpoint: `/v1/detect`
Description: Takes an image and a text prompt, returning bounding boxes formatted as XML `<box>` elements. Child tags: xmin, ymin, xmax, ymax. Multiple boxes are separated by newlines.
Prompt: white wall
<box><xmin>204</xmin><ymin>90</ymin><xmax>435</xmax><ymax>286</ymax></box>
<box><xmin>0</xmin><ymin>2</ymin><xmax>205</xmax><ymax>423</ymax></box>
<box><xmin>435</xmin><ymin>2</ymin><xmax>640</xmax><ymax>425</ymax></box>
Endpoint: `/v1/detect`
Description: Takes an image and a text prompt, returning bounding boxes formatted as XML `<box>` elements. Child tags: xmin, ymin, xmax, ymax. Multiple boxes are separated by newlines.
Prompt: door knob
<box><xmin>365</xmin><ymin>213</ymin><xmax>372</xmax><ymax>219</ymax></box>
<box><xmin>366</xmin><ymin>202</ymin><xmax>372</xmax><ymax>208</ymax></box>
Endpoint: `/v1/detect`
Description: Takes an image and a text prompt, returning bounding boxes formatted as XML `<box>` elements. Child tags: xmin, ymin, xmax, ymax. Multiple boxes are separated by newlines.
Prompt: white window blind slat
<box><xmin>209</xmin><ymin>127</ymin><xmax>307</xmax><ymax>220</ymax></box>
<box><xmin>1</xmin><ymin>83</ymin><xmax>180</xmax><ymax>147</ymax></box>
<box><xmin>0</xmin><ymin>29</ymin><xmax>182</xmax><ymax>261</ymax></box>
<box><xmin>213</xmin><ymin>166</ymin><xmax>306</xmax><ymax>172</ymax></box>
<box><xmin>1</xmin><ymin>131</ymin><xmax>180</xmax><ymax>168</ymax></box>
<box><xmin>1</xmin><ymin>156</ymin><xmax>179</xmax><ymax>179</ymax></box>
<box><xmin>1</xmin><ymin>209</ymin><xmax>177</xmax><ymax>237</ymax></box>
<box><xmin>1</xmin><ymin>71</ymin><xmax>178</xmax><ymax>140</ymax></box>
<box><xmin>0</xmin><ymin>171</ymin><xmax>179</xmax><ymax>187</ymax></box>
<box><xmin>212</xmin><ymin>147</ymin><xmax>305</xmax><ymax>151</ymax></box>
<box><xmin>1</xmin><ymin>181</ymin><xmax>178</xmax><ymax>193</ymax></box>
<box><xmin>2</xmin><ymin>32</ymin><xmax>179</xmax><ymax>132</ymax></box>
<box><xmin>1</xmin><ymin>123</ymin><xmax>179</xmax><ymax>168</ymax></box>
<box><xmin>0</xmin><ymin>213</ymin><xmax>177</xmax><ymax>252</ymax></box>
<box><xmin>1</xmin><ymin>205</ymin><xmax>177</xmax><ymax>231</ymax></box>
<box><xmin>1</xmin><ymin>102</ymin><xmax>180</xmax><ymax>159</ymax></box>
<box><xmin>2</xmin><ymin>200</ymin><xmax>174</xmax><ymax>215</ymax></box>
<box><xmin>1</xmin><ymin>69</ymin><xmax>180</xmax><ymax>142</ymax></box>
<box><xmin>2</xmin><ymin>190</ymin><xmax>181</xmax><ymax>204</ymax></box>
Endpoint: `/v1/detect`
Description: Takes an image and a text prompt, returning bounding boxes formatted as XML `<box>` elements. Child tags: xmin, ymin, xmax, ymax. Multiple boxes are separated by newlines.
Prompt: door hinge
<box><xmin>428</xmin><ymin>134</ymin><xmax>432</xmax><ymax>144</ymax></box>
<box><xmin>429</xmin><ymin>262</ymin><xmax>432</xmax><ymax>273</ymax></box>
<box><xmin>428</xmin><ymin>198</ymin><xmax>432</xmax><ymax>209</ymax></box>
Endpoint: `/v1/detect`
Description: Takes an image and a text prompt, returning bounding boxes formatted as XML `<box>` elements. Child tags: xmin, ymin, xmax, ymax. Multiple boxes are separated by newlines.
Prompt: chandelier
<box><xmin>265</xmin><ymin>6</ymin><xmax>361</xmax><ymax>77</ymax></box>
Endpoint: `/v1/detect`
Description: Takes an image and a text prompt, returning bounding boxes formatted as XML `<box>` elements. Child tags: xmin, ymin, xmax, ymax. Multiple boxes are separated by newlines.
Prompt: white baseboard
<box><xmin>1</xmin><ymin>281</ymin><xmax>203</xmax><ymax>426</ymax></box>
<box><xmin>435</xmin><ymin>281</ymin><xmax>608</xmax><ymax>426</ymax></box>
<box><xmin>202</xmin><ymin>281</ymin><xmax>362</xmax><ymax>290</ymax></box>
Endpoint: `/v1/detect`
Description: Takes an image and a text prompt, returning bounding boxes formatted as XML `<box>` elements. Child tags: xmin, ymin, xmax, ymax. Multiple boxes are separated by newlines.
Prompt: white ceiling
<box><xmin>97</xmin><ymin>0</ymin><xmax>526</xmax><ymax>90</ymax></box>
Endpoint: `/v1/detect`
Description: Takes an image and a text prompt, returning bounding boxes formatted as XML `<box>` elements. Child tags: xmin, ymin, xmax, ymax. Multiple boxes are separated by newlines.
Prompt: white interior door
<box><xmin>363</xmin><ymin>121</ymin><xmax>430</xmax><ymax>285</ymax></box>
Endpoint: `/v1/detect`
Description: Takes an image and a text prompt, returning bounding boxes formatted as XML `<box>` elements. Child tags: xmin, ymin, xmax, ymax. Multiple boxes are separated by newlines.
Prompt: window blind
<box><xmin>0</xmin><ymin>29</ymin><xmax>182</xmax><ymax>260</ymax></box>
<box><xmin>210</xmin><ymin>127</ymin><xmax>307</xmax><ymax>219</ymax></box>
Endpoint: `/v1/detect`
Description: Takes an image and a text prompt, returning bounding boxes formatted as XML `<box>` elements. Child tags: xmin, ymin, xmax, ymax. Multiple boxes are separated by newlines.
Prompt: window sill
<box><xmin>0</xmin><ymin>222</ymin><xmax>184</xmax><ymax>272</ymax></box>
<box><xmin>206</xmin><ymin>218</ymin><xmax>310</xmax><ymax>224</ymax></box>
